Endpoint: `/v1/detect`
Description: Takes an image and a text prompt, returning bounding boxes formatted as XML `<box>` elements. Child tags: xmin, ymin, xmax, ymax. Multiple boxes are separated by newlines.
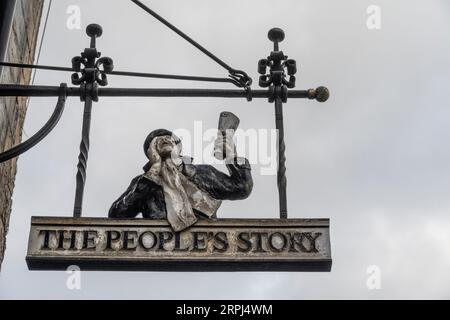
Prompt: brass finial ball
<box><xmin>268</xmin><ymin>28</ymin><xmax>285</xmax><ymax>43</ymax></box>
<box><xmin>86</xmin><ymin>24</ymin><xmax>103</xmax><ymax>38</ymax></box>
<box><xmin>315</xmin><ymin>86</ymin><xmax>330</xmax><ymax>103</ymax></box>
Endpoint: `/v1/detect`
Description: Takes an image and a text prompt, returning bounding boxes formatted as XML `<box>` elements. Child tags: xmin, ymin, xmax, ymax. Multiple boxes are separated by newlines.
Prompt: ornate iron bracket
<box><xmin>259</xmin><ymin>28</ymin><xmax>296</xmax><ymax>92</ymax></box>
<box><xmin>71</xmin><ymin>24</ymin><xmax>114</xmax><ymax>100</ymax></box>
<box><xmin>258</xmin><ymin>28</ymin><xmax>330</xmax><ymax>219</ymax></box>
<box><xmin>258</xmin><ymin>28</ymin><xmax>329</xmax><ymax>103</ymax></box>
<box><xmin>0</xmin><ymin>22</ymin><xmax>330</xmax><ymax>222</ymax></box>
<box><xmin>72</xmin><ymin>24</ymin><xmax>114</xmax><ymax>218</ymax></box>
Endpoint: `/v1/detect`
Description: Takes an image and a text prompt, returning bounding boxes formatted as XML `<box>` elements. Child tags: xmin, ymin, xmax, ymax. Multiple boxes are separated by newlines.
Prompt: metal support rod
<box><xmin>0</xmin><ymin>62</ymin><xmax>246</xmax><ymax>87</ymax></box>
<box><xmin>0</xmin><ymin>85</ymin><xmax>81</xmax><ymax>96</ymax></box>
<box><xmin>0</xmin><ymin>84</ymin><xmax>329</xmax><ymax>101</ymax></box>
<box><xmin>71</xmin><ymin>23</ymin><xmax>104</xmax><ymax>218</ymax></box>
<box><xmin>130</xmin><ymin>0</ymin><xmax>252</xmax><ymax>87</ymax></box>
<box><xmin>73</xmin><ymin>96</ymin><xmax>93</xmax><ymax>218</ymax></box>
<box><xmin>275</xmin><ymin>96</ymin><xmax>288</xmax><ymax>218</ymax></box>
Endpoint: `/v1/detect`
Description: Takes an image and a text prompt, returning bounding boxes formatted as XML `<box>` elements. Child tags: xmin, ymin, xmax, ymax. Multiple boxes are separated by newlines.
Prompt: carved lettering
<box><xmin>35</xmin><ymin>227</ymin><xmax>324</xmax><ymax>255</ymax></box>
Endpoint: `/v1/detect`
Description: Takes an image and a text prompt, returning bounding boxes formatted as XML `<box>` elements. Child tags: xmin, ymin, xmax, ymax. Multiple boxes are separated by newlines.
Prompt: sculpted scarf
<box><xmin>143</xmin><ymin>136</ymin><xmax>222</xmax><ymax>232</ymax></box>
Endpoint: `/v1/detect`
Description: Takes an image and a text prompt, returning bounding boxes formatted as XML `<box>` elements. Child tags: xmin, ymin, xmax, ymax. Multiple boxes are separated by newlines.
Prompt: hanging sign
<box><xmin>0</xmin><ymin>2</ymin><xmax>333</xmax><ymax>273</ymax></box>
<box><xmin>26</xmin><ymin>217</ymin><xmax>331</xmax><ymax>271</ymax></box>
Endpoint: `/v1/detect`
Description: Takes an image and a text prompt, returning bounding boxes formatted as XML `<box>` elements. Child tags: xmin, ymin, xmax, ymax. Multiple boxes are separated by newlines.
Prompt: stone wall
<box><xmin>0</xmin><ymin>0</ymin><xmax>44</xmax><ymax>268</ymax></box>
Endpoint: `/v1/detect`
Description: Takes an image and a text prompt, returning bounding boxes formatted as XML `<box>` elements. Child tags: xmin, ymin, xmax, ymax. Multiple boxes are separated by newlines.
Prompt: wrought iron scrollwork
<box><xmin>0</xmin><ymin>8</ymin><xmax>330</xmax><ymax>223</ymax></box>
<box><xmin>257</xmin><ymin>28</ymin><xmax>293</xmax><ymax>219</ymax></box>
<box><xmin>257</xmin><ymin>28</ymin><xmax>329</xmax><ymax>219</ymax></box>
<box><xmin>0</xmin><ymin>84</ymin><xmax>68</xmax><ymax>164</ymax></box>
<box><xmin>258</xmin><ymin>28</ymin><xmax>297</xmax><ymax>91</ymax></box>
<box><xmin>72</xmin><ymin>24</ymin><xmax>114</xmax><ymax>218</ymax></box>
<box><xmin>71</xmin><ymin>24</ymin><xmax>114</xmax><ymax>89</ymax></box>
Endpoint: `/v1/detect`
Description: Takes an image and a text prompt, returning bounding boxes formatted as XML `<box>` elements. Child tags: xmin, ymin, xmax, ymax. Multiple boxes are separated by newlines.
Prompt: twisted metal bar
<box><xmin>275</xmin><ymin>96</ymin><xmax>287</xmax><ymax>218</ymax></box>
<box><xmin>258</xmin><ymin>28</ymin><xmax>294</xmax><ymax>219</ymax></box>
<box><xmin>0</xmin><ymin>84</ymin><xmax>67</xmax><ymax>163</ymax></box>
<box><xmin>73</xmin><ymin>96</ymin><xmax>93</xmax><ymax>217</ymax></box>
<box><xmin>71</xmin><ymin>23</ymin><xmax>105</xmax><ymax>218</ymax></box>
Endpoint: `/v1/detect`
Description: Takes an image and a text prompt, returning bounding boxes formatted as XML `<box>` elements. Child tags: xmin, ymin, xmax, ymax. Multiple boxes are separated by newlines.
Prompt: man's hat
<box><xmin>143</xmin><ymin>129</ymin><xmax>181</xmax><ymax>159</ymax></box>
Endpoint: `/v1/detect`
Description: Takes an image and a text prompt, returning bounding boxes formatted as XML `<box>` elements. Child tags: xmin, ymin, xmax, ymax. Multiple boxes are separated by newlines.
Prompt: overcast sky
<box><xmin>1</xmin><ymin>0</ymin><xmax>450</xmax><ymax>299</ymax></box>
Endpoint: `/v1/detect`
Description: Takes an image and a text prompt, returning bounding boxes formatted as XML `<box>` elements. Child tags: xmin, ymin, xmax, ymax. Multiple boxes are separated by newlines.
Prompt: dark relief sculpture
<box><xmin>109</xmin><ymin>113</ymin><xmax>253</xmax><ymax>231</ymax></box>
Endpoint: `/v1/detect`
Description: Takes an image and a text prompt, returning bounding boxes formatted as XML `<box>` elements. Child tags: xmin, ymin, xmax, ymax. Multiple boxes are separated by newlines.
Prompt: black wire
<box><xmin>1</xmin><ymin>2</ymin><xmax>53</xmax><ymax>141</ymax></box>
<box><xmin>25</xmin><ymin>0</ymin><xmax>53</xmax><ymax>139</ymax></box>
<box><xmin>130</xmin><ymin>0</ymin><xmax>252</xmax><ymax>87</ymax></box>
<box><xmin>31</xmin><ymin>0</ymin><xmax>53</xmax><ymax>86</ymax></box>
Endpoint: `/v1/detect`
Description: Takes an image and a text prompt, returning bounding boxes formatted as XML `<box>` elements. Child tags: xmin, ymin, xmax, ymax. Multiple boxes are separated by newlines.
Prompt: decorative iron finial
<box><xmin>73</xmin><ymin>24</ymin><xmax>114</xmax><ymax>218</ymax></box>
<box><xmin>258</xmin><ymin>28</ymin><xmax>328</xmax><ymax>103</ymax></box>
<box><xmin>258</xmin><ymin>27</ymin><xmax>297</xmax><ymax>94</ymax></box>
<box><xmin>268</xmin><ymin>27</ymin><xmax>285</xmax><ymax>50</ymax></box>
<box><xmin>71</xmin><ymin>23</ymin><xmax>114</xmax><ymax>96</ymax></box>
<box><xmin>86</xmin><ymin>23</ymin><xmax>103</xmax><ymax>46</ymax></box>
<box><xmin>314</xmin><ymin>86</ymin><xmax>330</xmax><ymax>102</ymax></box>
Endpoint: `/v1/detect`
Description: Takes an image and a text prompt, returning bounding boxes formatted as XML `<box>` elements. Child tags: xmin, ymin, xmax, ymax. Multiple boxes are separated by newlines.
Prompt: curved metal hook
<box><xmin>0</xmin><ymin>83</ymin><xmax>68</xmax><ymax>163</ymax></box>
<box><xmin>229</xmin><ymin>69</ymin><xmax>253</xmax><ymax>88</ymax></box>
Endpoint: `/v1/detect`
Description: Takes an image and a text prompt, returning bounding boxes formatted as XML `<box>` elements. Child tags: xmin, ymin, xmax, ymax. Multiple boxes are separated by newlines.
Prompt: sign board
<box><xmin>0</xmin><ymin>5</ymin><xmax>334</xmax><ymax>274</ymax></box>
<box><xmin>26</xmin><ymin>217</ymin><xmax>332</xmax><ymax>271</ymax></box>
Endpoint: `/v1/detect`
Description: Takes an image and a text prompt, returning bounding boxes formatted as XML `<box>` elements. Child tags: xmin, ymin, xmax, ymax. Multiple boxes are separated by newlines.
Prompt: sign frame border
<box><xmin>26</xmin><ymin>217</ymin><xmax>332</xmax><ymax>272</ymax></box>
